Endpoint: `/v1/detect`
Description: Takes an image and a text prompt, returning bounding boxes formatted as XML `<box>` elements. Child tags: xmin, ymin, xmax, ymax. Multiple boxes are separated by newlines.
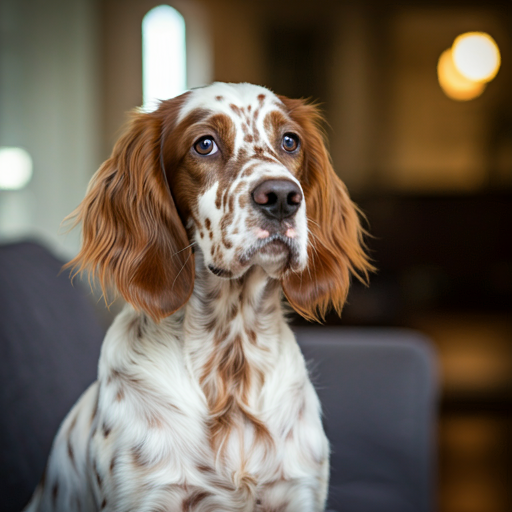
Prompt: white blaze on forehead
<box><xmin>242</xmin><ymin>159</ymin><xmax>303</xmax><ymax>190</ymax></box>
<box><xmin>178</xmin><ymin>83</ymin><xmax>283</xmax><ymax>156</ymax></box>
<box><xmin>178</xmin><ymin>83</ymin><xmax>280</xmax><ymax>121</ymax></box>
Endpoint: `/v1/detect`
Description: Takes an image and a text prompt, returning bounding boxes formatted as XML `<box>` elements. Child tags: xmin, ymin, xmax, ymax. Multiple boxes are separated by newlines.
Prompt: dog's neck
<box><xmin>183</xmin><ymin>253</ymin><xmax>285</xmax><ymax>448</ymax></box>
<box><xmin>187</xmin><ymin>260</ymin><xmax>282</xmax><ymax>326</ymax></box>
<box><xmin>183</xmin><ymin>254</ymin><xmax>285</xmax><ymax>370</ymax></box>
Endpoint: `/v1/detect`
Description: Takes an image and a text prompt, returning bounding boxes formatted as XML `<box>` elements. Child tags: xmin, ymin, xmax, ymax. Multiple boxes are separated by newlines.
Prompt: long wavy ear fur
<box><xmin>280</xmin><ymin>97</ymin><xmax>374</xmax><ymax>322</ymax></box>
<box><xmin>64</xmin><ymin>99</ymin><xmax>194</xmax><ymax>322</ymax></box>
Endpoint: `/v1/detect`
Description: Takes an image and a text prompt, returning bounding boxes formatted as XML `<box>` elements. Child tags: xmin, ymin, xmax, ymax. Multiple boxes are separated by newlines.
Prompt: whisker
<box><xmin>306</xmin><ymin>217</ymin><xmax>321</xmax><ymax>228</ymax></box>
<box><xmin>306</xmin><ymin>224</ymin><xmax>329</xmax><ymax>251</ymax></box>
<box><xmin>171</xmin><ymin>250</ymin><xmax>193</xmax><ymax>290</ymax></box>
<box><xmin>172</xmin><ymin>241</ymin><xmax>197</xmax><ymax>257</ymax></box>
<box><xmin>306</xmin><ymin>229</ymin><xmax>322</xmax><ymax>258</ymax></box>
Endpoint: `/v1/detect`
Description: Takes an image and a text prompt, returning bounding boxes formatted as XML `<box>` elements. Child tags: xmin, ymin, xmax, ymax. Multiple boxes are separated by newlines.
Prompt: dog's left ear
<box><xmin>279</xmin><ymin>97</ymin><xmax>374</xmax><ymax>322</ymax></box>
<box><xmin>65</xmin><ymin>95</ymin><xmax>194</xmax><ymax>322</ymax></box>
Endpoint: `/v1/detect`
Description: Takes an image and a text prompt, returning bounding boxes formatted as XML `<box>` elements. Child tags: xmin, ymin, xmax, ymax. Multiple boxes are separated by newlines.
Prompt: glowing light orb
<box><xmin>0</xmin><ymin>147</ymin><xmax>33</xmax><ymax>190</ymax></box>
<box><xmin>437</xmin><ymin>49</ymin><xmax>486</xmax><ymax>101</ymax></box>
<box><xmin>452</xmin><ymin>32</ymin><xmax>501</xmax><ymax>83</ymax></box>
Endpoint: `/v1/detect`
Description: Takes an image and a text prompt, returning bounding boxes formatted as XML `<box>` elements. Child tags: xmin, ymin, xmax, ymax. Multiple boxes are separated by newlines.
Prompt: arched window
<box><xmin>142</xmin><ymin>5</ymin><xmax>187</xmax><ymax>112</ymax></box>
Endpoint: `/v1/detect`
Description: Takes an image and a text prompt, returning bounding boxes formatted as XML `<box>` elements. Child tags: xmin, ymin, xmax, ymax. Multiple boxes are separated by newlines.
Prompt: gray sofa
<box><xmin>0</xmin><ymin>241</ymin><xmax>438</xmax><ymax>511</ymax></box>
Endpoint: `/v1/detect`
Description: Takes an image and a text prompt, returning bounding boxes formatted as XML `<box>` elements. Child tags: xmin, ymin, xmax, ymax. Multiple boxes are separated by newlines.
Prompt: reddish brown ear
<box><xmin>65</xmin><ymin>102</ymin><xmax>194</xmax><ymax>322</ymax></box>
<box><xmin>280</xmin><ymin>97</ymin><xmax>374</xmax><ymax>322</ymax></box>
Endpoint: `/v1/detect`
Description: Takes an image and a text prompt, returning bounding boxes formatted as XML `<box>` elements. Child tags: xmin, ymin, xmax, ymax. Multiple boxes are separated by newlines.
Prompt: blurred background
<box><xmin>0</xmin><ymin>0</ymin><xmax>510</xmax><ymax>510</ymax></box>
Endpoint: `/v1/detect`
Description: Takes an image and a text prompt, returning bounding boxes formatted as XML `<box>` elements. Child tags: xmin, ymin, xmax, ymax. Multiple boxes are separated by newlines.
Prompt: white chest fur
<box><xmin>86</xmin><ymin>265</ymin><xmax>329</xmax><ymax>510</ymax></box>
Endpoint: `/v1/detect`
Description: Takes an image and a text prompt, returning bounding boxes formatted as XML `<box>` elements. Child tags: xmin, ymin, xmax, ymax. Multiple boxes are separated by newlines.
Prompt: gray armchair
<box><xmin>296</xmin><ymin>328</ymin><xmax>437</xmax><ymax>512</ymax></box>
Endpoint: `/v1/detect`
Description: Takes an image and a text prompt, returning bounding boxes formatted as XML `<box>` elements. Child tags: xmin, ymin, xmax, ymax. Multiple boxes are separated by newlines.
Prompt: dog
<box><xmin>25</xmin><ymin>82</ymin><xmax>371</xmax><ymax>511</ymax></box>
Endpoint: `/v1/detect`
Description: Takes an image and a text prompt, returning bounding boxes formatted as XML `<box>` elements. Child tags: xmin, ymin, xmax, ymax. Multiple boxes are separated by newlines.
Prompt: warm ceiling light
<box><xmin>438</xmin><ymin>48</ymin><xmax>486</xmax><ymax>101</ymax></box>
<box><xmin>0</xmin><ymin>147</ymin><xmax>33</xmax><ymax>190</ymax></box>
<box><xmin>452</xmin><ymin>32</ymin><xmax>501</xmax><ymax>83</ymax></box>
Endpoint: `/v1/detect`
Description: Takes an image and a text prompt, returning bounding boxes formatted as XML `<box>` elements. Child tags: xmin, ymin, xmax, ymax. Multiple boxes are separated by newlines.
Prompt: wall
<box><xmin>0</xmin><ymin>0</ymin><xmax>100</xmax><ymax>257</ymax></box>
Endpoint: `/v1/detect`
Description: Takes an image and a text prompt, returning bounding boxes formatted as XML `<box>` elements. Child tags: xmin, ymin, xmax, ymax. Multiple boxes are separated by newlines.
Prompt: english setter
<box><xmin>25</xmin><ymin>83</ymin><xmax>371</xmax><ymax>512</ymax></box>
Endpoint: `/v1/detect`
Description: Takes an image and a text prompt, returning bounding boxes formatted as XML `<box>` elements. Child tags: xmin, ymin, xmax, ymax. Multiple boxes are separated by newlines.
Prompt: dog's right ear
<box><xmin>65</xmin><ymin>95</ymin><xmax>194</xmax><ymax>322</ymax></box>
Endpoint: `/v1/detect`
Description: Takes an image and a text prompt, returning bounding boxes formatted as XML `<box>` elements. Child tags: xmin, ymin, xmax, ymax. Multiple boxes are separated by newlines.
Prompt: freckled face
<box><xmin>165</xmin><ymin>84</ymin><xmax>309</xmax><ymax>279</ymax></box>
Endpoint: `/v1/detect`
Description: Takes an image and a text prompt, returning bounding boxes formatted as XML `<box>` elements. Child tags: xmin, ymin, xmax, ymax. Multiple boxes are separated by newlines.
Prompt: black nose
<box><xmin>251</xmin><ymin>179</ymin><xmax>303</xmax><ymax>221</ymax></box>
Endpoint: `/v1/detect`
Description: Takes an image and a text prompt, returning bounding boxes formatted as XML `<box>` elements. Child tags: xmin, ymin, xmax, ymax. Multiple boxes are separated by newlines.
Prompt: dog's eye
<box><xmin>194</xmin><ymin>137</ymin><xmax>218</xmax><ymax>156</ymax></box>
<box><xmin>282</xmin><ymin>133</ymin><xmax>299</xmax><ymax>152</ymax></box>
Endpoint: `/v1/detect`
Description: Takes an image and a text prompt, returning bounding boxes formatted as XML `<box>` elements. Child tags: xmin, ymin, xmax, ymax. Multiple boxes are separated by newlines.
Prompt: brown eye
<box><xmin>282</xmin><ymin>133</ymin><xmax>299</xmax><ymax>152</ymax></box>
<box><xmin>194</xmin><ymin>137</ymin><xmax>218</xmax><ymax>156</ymax></box>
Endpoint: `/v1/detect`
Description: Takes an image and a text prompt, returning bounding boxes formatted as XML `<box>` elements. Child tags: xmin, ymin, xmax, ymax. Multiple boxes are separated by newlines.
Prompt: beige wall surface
<box><xmin>0</xmin><ymin>0</ymin><xmax>101</xmax><ymax>257</ymax></box>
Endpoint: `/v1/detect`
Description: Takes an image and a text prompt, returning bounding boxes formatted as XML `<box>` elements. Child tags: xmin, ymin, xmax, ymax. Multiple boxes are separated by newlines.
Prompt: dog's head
<box><xmin>67</xmin><ymin>83</ymin><xmax>372</xmax><ymax>322</ymax></box>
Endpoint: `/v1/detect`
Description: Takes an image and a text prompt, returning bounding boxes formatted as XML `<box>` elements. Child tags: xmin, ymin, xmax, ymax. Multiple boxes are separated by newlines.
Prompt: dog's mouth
<box><xmin>207</xmin><ymin>265</ymin><xmax>233</xmax><ymax>278</ymax></box>
<box><xmin>259</xmin><ymin>238</ymin><xmax>289</xmax><ymax>256</ymax></box>
<box><xmin>240</xmin><ymin>233</ymin><xmax>299</xmax><ymax>266</ymax></box>
<box><xmin>206</xmin><ymin>233</ymin><xmax>303</xmax><ymax>279</ymax></box>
